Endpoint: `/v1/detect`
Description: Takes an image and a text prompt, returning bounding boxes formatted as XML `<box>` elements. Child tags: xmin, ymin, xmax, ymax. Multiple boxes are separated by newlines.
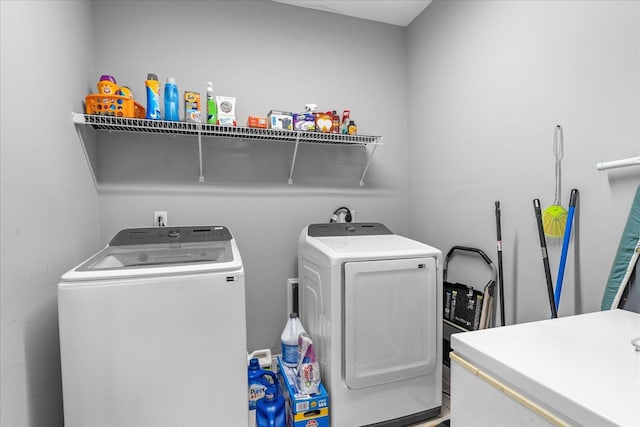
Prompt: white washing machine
<box><xmin>58</xmin><ymin>226</ymin><xmax>248</xmax><ymax>427</ymax></box>
<box><xmin>298</xmin><ymin>223</ymin><xmax>443</xmax><ymax>426</ymax></box>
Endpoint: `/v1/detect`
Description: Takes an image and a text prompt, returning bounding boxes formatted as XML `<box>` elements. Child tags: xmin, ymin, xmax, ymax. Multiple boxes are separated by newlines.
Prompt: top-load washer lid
<box><xmin>61</xmin><ymin>226</ymin><xmax>243</xmax><ymax>282</ymax></box>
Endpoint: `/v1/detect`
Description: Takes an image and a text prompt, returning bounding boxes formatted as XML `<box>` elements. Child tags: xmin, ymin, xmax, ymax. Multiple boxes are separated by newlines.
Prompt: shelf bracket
<box><xmin>197</xmin><ymin>125</ymin><xmax>204</xmax><ymax>183</ymax></box>
<box><xmin>359</xmin><ymin>142</ymin><xmax>379</xmax><ymax>186</ymax></box>
<box><xmin>288</xmin><ymin>133</ymin><xmax>301</xmax><ymax>184</ymax></box>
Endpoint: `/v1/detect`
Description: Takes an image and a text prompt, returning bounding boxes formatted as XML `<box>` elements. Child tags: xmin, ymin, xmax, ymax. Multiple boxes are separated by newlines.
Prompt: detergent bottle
<box><xmin>280</xmin><ymin>313</ymin><xmax>306</xmax><ymax>368</ymax></box>
<box><xmin>206</xmin><ymin>81</ymin><xmax>217</xmax><ymax>124</ymax></box>
<box><xmin>256</xmin><ymin>385</ymin><xmax>285</xmax><ymax>427</ymax></box>
<box><xmin>248</xmin><ymin>358</ymin><xmax>277</xmax><ymax>411</ymax></box>
<box><xmin>145</xmin><ymin>73</ymin><xmax>161</xmax><ymax>120</ymax></box>
<box><xmin>164</xmin><ymin>77</ymin><xmax>179</xmax><ymax>121</ymax></box>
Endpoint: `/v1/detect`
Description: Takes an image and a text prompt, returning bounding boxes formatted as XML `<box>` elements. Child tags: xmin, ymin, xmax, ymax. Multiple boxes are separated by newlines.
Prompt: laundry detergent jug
<box><xmin>256</xmin><ymin>385</ymin><xmax>285</xmax><ymax>427</ymax></box>
<box><xmin>248</xmin><ymin>358</ymin><xmax>277</xmax><ymax>411</ymax></box>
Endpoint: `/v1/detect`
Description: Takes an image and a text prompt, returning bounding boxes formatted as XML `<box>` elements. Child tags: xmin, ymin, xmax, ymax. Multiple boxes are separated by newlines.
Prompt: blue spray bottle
<box><xmin>164</xmin><ymin>77</ymin><xmax>179</xmax><ymax>121</ymax></box>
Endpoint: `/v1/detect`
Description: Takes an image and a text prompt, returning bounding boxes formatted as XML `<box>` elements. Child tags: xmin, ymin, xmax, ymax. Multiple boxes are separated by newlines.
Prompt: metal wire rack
<box><xmin>72</xmin><ymin>113</ymin><xmax>383</xmax><ymax>184</ymax></box>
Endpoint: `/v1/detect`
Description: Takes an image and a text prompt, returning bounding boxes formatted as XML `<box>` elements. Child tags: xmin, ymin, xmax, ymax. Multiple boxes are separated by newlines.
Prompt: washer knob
<box><xmin>167</xmin><ymin>229</ymin><xmax>181</xmax><ymax>238</ymax></box>
<box><xmin>346</xmin><ymin>225</ymin><xmax>356</xmax><ymax>232</ymax></box>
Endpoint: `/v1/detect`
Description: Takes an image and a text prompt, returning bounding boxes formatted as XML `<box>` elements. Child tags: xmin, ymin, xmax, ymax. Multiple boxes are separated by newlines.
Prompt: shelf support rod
<box><xmin>359</xmin><ymin>142</ymin><xmax>379</xmax><ymax>186</ymax></box>
<box><xmin>197</xmin><ymin>125</ymin><xmax>204</xmax><ymax>183</ymax></box>
<box><xmin>288</xmin><ymin>133</ymin><xmax>301</xmax><ymax>184</ymax></box>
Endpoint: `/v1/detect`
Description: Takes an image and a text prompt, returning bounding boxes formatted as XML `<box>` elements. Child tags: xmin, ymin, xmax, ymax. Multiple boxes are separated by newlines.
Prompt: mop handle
<box><xmin>495</xmin><ymin>201</ymin><xmax>506</xmax><ymax>326</ymax></box>
<box><xmin>554</xmin><ymin>189</ymin><xmax>579</xmax><ymax>310</ymax></box>
<box><xmin>534</xmin><ymin>199</ymin><xmax>558</xmax><ymax>318</ymax></box>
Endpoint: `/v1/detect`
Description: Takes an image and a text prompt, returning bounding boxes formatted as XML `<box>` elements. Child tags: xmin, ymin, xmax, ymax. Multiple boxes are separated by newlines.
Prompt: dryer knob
<box><xmin>167</xmin><ymin>229</ymin><xmax>181</xmax><ymax>238</ymax></box>
<box><xmin>346</xmin><ymin>225</ymin><xmax>356</xmax><ymax>232</ymax></box>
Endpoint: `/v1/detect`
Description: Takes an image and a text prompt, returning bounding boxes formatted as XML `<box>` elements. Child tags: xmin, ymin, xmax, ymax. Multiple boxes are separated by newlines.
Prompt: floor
<box><xmin>409</xmin><ymin>365</ymin><xmax>451</xmax><ymax>427</ymax></box>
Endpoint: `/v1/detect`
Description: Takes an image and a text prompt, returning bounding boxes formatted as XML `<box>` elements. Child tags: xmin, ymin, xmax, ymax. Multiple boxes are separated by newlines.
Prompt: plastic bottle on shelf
<box><xmin>331</xmin><ymin>110</ymin><xmax>340</xmax><ymax>133</ymax></box>
<box><xmin>145</xmin><ymin>73</ymin><xmax>161</xmax><ymax>120</ymax></box>
<box><xmin>97</xmin><ymin>75</ymin><xmax>119</xmax><ymax>95</ymax></box>
<box><xmin>340</xmin><ymin>109</ymin><xmax>351</xmax><ymax>134</ymax></box>
<box><xmin>206</xmin><ymin>81</ymin><xmax>217</xmax><ymax>125</ymax></box>
<box><xmin>348</xmin><ymin>120</ymin><xmax>358</xmax><ymax>135</ymax></box>
<box><xmin>164</xmin><ymin>77</ymin><xmax>179</xmax><ymax>121</ymax></box>
<box><xmin>280</xmin><ymin>313</ymin><xmax>306</xmax><ymax>368</ymax></box>
<box><xmin>255</xmin><ymin>385</ymin><xmax>285</xmax><ymax>427</ymax></box>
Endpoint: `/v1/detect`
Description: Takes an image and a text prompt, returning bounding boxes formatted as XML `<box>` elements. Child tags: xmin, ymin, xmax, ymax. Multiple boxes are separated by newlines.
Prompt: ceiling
<box><xmin>270</xmin><ymin>0</ymin><xmax>433</xmax><ymax>27</ymax></box>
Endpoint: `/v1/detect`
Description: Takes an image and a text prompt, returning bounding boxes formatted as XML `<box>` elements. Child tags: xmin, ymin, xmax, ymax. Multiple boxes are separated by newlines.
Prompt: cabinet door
<box><xmin>344</xmin><ymin>257</ymin><xmax>437</xmax><ymax>389</ymax></box>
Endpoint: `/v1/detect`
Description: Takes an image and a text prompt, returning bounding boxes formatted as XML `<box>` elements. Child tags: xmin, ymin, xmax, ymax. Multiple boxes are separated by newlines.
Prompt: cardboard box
<box><xmin>293</xmin><ymin>113</ymin><xmax>315</xmax><ymax>131</ymax></box>
<box><xmin>184</xmin><ymin>91</ymin><xmax>201</xmax><ymax>123</ymax></box>
<box><xmin>268</xmin><ymin>110</ymin><xmax>293</xmax><ymax>130</ymax></box>
<box><xmin>276</xmin><ymin>356</ymin><xmax>329</xmax><ymax>427</ymax></box>
<box><xmin>247</xmin><ymin>115</ymin><xmax>268</xmax><ymax>129</ymax></box>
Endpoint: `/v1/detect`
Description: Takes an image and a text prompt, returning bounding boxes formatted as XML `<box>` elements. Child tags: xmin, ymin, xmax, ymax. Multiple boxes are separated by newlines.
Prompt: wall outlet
<box><xmin>154</xmin><ymin>211</ymin><xmax>167</xmax><ymax>227</ymax></box>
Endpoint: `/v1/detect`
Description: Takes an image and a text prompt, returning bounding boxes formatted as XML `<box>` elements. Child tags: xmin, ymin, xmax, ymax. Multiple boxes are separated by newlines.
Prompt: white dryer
<box><xmin>58</xmin><ymin>226</ymin><xmax>247</xmax><ymax>427</ymax></box>
<box><xmin>298</xmin><ymin>223</ymin><xmax>443</xmax><ymax>426</ymax></box>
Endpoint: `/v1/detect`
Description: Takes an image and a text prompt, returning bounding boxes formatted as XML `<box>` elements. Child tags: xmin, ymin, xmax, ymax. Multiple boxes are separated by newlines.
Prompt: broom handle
<box><xmin>553</xmin><ymin>125</ymin><xmax>564</xmax><ymax>205</ymax></box>
<box><xmin>534</xmin><ymin>199</ymin><xmax>558</xmax><ymax>318</ymax></box>
<box><xmin>495</xmin><ymin>201</ymin><xmax>506</xmax><ymax>326</ymax></box>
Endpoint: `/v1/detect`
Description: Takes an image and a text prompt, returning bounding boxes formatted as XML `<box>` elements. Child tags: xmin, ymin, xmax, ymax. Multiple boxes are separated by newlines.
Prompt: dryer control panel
<box><xmin>308</xmin><ymin>222</ymin><xmax>393</xmax><ymax>237</ymax></box>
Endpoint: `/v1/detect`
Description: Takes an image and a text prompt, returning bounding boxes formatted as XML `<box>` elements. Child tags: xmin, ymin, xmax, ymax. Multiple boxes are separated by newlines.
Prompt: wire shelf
<box><xmin>72</xmin><ymin>113</ymin><xmax>381</xmax><ymax>146</ymax></box>
<box><xmin>72</xmin><ymin>112</ymin><xmax>382</xmax><ymax>185</ymax></box>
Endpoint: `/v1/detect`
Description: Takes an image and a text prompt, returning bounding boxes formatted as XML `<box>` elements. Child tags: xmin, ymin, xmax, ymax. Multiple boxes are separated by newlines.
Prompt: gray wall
<box><xmin>0</xmin><ymin>1</ymin><xmax>99</xmax><ymax>425</ymax></box>
<box><xmin>90</xmin><ymin>0</ymin><xmax>411</xmax><ymax>354</ymax></box>
<box><xmin>408</xmin><ymin>0</ymin><xmax>640</xmax><ymax>323</ymax></box>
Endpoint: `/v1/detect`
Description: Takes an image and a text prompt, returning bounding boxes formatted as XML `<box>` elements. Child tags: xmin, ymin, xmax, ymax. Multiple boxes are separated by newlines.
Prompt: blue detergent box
<box><xmin>276</xmin><ymin>356</ymin><xmax>329</xmax><ymax>427</ymax></box>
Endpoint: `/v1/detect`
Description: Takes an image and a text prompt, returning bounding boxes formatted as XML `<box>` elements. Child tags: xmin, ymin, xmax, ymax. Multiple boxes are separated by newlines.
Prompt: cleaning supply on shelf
<box><xmin>97</xmin><ymin>75</ymin><xmax>119</xmax><ymax>95</ymax></box>
<box><xmin>280</xmin><ymin>312</ymin><xmax>305</xmax><ymax>368</ymax></box>
<box><xmin>145</xmin><ymin>73</ymin><xmax>161</xmax><ymax>120</ymax></box>
<box><xmin>206</xmin><ymin>82</ymin><xmax>217</xmax><ymax>125</ymax></box>
<box><xmin>117</xmin><ymin>86</ymin><xmax>133</xmax><ymax>99</ymax></box>
<box><xmin>248</xmin><ymin>358</ymin><xmax>277</xmax><ymax>412</ymax></box>
<box><xmin>247</xmin><ymin>115</ymin><xmax>268</xmax><ymax>128</ymax></box>
<box><xmin>340</xmin><ymin>109</ymin><xmax>351</xmax><ymax>134</ymax></box>
<box><xmin>348</xmin><ymin>120</ymin><xmax>358</xmax><ymax>135</ymax></box>
<box><xmin>216</xmin><ymin>95</ymin><xmax>237</xmax><ymax>126</ymax></box>
<box><xmin>164</xmin><ymin>77</ymin><xmax>180</xmax><ymax>121</ymax></box>
<box><xmin>296</xmin><ymin>332</ymin><xmax>321</xmax><ymax>395</ymax></box>
<box><xmin>184</xmin><ymin>90</ymin><xmax>201</xmax><ymax>123</ymax></box>
<box><xmin>293</xmin><ymin>104</ymin><xmax>316</xmax><ymax>131</ymax></box>
<box><xmin>255</xmin><ymin>385</ymin><xmax>285</xmax><ymax>427</ymax></box>
<box><xmin>331</xmin><ymin>110</ymin><xmax>340</xmax><ymax>134</ymax></box>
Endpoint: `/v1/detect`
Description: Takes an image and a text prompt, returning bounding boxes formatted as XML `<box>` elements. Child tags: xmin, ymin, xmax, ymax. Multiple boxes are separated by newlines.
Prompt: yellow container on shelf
<box><xmin>97</xmin><ymin>75</ymin><xmax>119</xmax><ymax>95</ymax></box>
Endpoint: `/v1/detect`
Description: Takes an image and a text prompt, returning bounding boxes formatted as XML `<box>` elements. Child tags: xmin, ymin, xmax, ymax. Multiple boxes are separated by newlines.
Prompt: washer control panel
<box><xmin>109</xmin><ymin>226</ymin><xmax>232</xmax><ymax>246</ymax></box>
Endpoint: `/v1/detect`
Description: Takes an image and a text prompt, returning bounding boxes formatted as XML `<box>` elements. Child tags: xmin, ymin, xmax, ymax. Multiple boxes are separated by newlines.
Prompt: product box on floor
<box><xmin>275</xmin><ymin>356</ymin><xmax>329</xmax><ymax>427</ymax></box>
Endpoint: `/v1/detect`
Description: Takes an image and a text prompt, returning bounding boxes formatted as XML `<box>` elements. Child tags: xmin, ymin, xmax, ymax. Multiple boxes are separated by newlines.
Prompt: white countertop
<box><xmin>451</xmin><ymin>309</ymin><xmax>640</xmax><ymax>426</ymax></box>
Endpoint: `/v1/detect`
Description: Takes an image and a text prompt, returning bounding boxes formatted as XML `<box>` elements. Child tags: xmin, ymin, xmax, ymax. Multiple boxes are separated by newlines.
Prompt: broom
<box><xmin>543</xmin><ymin>125</ymin><xmax>567</xmax><ymax>237</ymax></box>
